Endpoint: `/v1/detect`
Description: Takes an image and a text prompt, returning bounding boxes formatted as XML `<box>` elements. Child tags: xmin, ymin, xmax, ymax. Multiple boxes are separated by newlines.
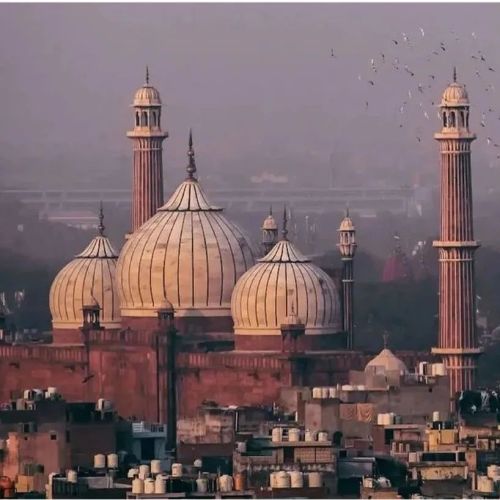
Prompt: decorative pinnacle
<box><xmin>383</xmin><ymin>331</ymin><xmax>389</xmax><ymax>349</ymax></box>
<box><xmin>453</xmin><ymin>66</ymin><xmax>457</xmax><ymax>83</ymax></box>
<box><xmin>269</xmin><ymin>205</ymin><xmax>273</xmax><ymax>216</ymax></box>
<box><xmin>146</xmin><ymin>65</ymin><xmax>150</xmax><ymax>85</ymax></box>
<box><xmin>345</xmin><ymin>205</ymin><xmax>350</xmax><ymax>218</ymax></box>
<box><xmin>282</xmin><ymin>205</ymin><xmax>289</xmax><ymax>240</ymax></box>
<box><xmin>186</xmin><ymin>129</ymin><xmax>197</xmax><ymax>179</ymax></box>
<box><xmin>98</xmin><ymin>201</ymin><xmax>105</xmax><ymax>236</ymax></box>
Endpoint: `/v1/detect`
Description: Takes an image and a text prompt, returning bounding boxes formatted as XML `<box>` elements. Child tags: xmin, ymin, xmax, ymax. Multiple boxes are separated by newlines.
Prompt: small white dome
<box><xmin>365</xmin><ymin>348</ymin><xmax>408</xmax><ymax>374</ymax></box>
<box><xmin>262</xmin><ymin>213</ymin><xmax>278</xmax><ymax>231</ymax></box>
<box><xmin>231</xmin><ymin>239</ymin><xmax>341</xmax><ymax>336</ymax></box>
<box><xmin>49</xmin><ymin>235</ymin><xmax>121</xmax><ymax>330</ymax></box>
<box><xmin>133</xmin><ymin>84</ymin><xmax>161</xmax><ymax>106</ymax></box>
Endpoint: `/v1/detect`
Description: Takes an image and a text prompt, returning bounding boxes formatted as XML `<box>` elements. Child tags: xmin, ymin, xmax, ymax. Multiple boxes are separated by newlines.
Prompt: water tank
<box><xmin>487</xmin><ymin>465</ymin><xmax>500</xmax><ymax>479</ymax></box>
<box><xmin>308</xmin><ymin>472</ymin><xmax>322</xmax><ymax>488</ymax></box>
<box><xmin>171</xmin><ymin>463</ymin><xmax>183</xmax><ymax>477</ymax></box>
<box><xmin>288</xmin><ymin>428</ymin><xmax>300</xmax><ymax>442</ymax></box>
<box><xmin>144</xmin><ymin>478</ymin><xmax>155</xmax><ymax>494</ymax></box>
<box><xmin>139</xmin><ymin>464</ymin><xmax>150</xmax><ymax>479</ymax></box>
<box><xmin>342</xmin><ymin>385</ymin><xmax>353</xmax><ymax>391</ymax></box>
<box><xmin>66</xmin><ymin>470</ymin><xmax>77</xmax><ymax>484</ymax></box>
<box><xmin>107</xmin><ymin>454</ymin><xmax>118</xmax><ymax>469</ymax></box>
<box><xmin>328</xmin><ymin>387</ymin><xmax>337</xmax><ymax>398</ymax></box>
<box><xmin>219</xmin><ymin>474</ymin><xmax>234</xmax><ymax>492</ymax></box>
<box><xmin>432</xmin><ymin>411</ymin><xmax>441</xmax><ymax>422</ymax></box>
<box><xmin>234</xmin><ymin>473</ymin><xmax>246</xmax><ymax>491</ymax></box>
<box><xmin>408</xmin><ymin>452</ymin><xmax>418</xmax><ymax>463</ymax></box>
<box><xmin>478</xmin><ymin>475</ymin><xmax>495</xmax><ymax>493</ymax></box>
<box><xmin>94</xmin><ymin>454</ymin><xmax>106</xmax><ymax>469</ymax></box>
<box><xmin>196</xmin><ymin>477</ymin><xmax>208</xmax><ymax>493</ymax></box>
<box><xmin>312</xmin><ymin>387</ymin><xmax>322</xmax><ymax>399</ymax></box>
<box><xmin>320</xmin><ymin>387</ymin><xmax>329</xmax><ymax>399</ymax></box>
<box><xmin>127</xmin><ymin>468</ymin><xmax>139</xmax><ymax>479</ymax></box>
<box><xmin>357</xmin><ymin>385</ymin><xmax>366</xmax><ymax>391</ymax></box>
<box><xmin>271</xmin><ymin>427</ymin><xmax>283</xmax><ymax>442</ymax></box>
<box><xmin>433</xmin><ymin>363</ymin><xmax>446</xmax><ymax>376</ymax></box>
<box><xmin>318</xmin><ymin>431</ymin><xmax>329</xmax><ymax>442</ymax></box>
<box><xmin>236</xmin><ymin>441</ymin><xmax>247</xmax><ymax>453</ymax></box>
<box><xmin>383</xmin><ymin>413</ymin><xmax>393</xmax><ymax>426</ymax></box>
<box><xmin>150</xmin><ymin>459</ymin><xmax>161</xmax><ymax>475</ymax></box>
<box><xmin>269</xmin><ymin>472</ymin><xmax>278</xmax><ymax>488</ymax></box>
<box><xmin>132</xmin><ymin>478</ymin><xmax>144</xmax><ymax>495</ymax></box>
<box><xmin>377</xmin><ymin>414</ymin><xmax>384</xmax><ymax>425</ymax></box>
<box><xmin>193</xmin><ymin>459</ymin><xmax>202</xmax><ymax>468</ymax></box>
<box><xmin>276</xmin><ymin>471</ymin><xmax>291</xmax><ymax>489</ymax></box>
<box><xmin>305</xmin><ymin>429</ymin><xmax>316</xmax><ymax>442</ymax></box>
<box><xmin>23</xmin><ymin>389</ymin><xmax>34</xmax><ymax>400</ymax></box>
<box><xmin>155</xmin><ymin>475</ymin><xmax>167</xmax><ymax>495</ymax></box>
<box><xmin>290</xmin><ymin>471</ymin><xmax>304</xmax><ymax>488</ymax></box>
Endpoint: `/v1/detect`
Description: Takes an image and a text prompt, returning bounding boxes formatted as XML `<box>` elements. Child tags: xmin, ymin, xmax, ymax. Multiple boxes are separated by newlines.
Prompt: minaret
<box><xmin>432</xmin><ymin>68</ymin><xmax>482</xmax><ymax>399</ymax></box>
<box><xmin>127</xmin><ymin>67</ymin><xmax>168</xmax><ymax>232</ymax></box>
<box><xmin>261</xmin><ymin>206</ymin><xmax>278</xmax><ymax>255</ymax></box>
<box><xmin>337</xmin><ymin>209</ymin><xmax>357</xmax><ymax>349</ymax></box>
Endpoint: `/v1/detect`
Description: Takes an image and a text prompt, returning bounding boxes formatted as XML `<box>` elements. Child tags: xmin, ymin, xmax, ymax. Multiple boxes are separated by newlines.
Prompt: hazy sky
<box><xmin>1</xmin><ymin>3</ymin><xmax>500</xmax><ymax>190</ymax></box>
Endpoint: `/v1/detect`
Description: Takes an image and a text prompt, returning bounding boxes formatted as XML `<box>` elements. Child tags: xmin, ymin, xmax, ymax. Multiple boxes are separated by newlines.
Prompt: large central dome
<box><xmin>117</xmin><ymin>134</ymin><xmax>256</xmax><ymax>322</ymax></box>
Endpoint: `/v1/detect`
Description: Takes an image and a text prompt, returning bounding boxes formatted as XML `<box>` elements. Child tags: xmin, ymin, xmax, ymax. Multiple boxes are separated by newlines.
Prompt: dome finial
<box><xmin>453</xmin><ymin>66</ymin><xmax>457</xmax><ymax>83</ymax></box>
<box><xmin>345</xmin><ymin>203</ymin><xmax>350</xmax><ymax>218</ymax></box>
<box><xmin>98</xmin><ymin>201</ymin><xmax>105</xmax><ymax>236</ymax></box>
<box><xmin>270</xmin><ymin>205</ymin><xmax>273</xmax><ymax>216</ymax></box>
<box><xmin>186</xmin><ymin>129</ymin><xmax>197</xmax><ymax>179</ymax></box>
<box><xmin>383</xmin><ymin>331</ymin><xmax>389</xmax><ymax>349</ymax></box>
<box><xmin>145</xmin><ymin>65</ymin><xmax>150</xmax><ymax>85</ymax></box>
<box><xmin>282</xmin><ymin>205</ymin><xmax>289</xmax><ymax>240</ymax></box>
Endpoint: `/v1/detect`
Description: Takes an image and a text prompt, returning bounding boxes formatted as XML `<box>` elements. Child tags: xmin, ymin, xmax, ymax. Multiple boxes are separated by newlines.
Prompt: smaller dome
<box><xmin>134</xmin><ymin>85</ymin><xmax>161</xmax><ymax>106</ymax></box>
<box><xmin>365</xmin><ymin>348</ymin><xmax>408</xmax><ymax>374</ymax></box>
<box><xmin>262</xmin><ymin>213</ymin><xmax>278</xmax><ymax>231</ymax></box>
<box><xmin>441</xmin><ymin>69</ymin><xmax>469</xmax><ymax>106</ymax></box>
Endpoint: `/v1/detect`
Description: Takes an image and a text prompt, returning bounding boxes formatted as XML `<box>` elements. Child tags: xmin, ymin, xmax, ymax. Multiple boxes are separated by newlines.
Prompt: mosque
<box><xmin>0</xmin><ymin>69</ymin><xmax>479</xmax><ymax>442</ymax></box>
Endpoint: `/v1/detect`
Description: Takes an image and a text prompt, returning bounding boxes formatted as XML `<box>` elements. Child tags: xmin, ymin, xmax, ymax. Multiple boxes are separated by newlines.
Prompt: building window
<box><xmin>443</xmin><ymin>112</ymin><xmax>447</xmax><ymax>128</ymax></box>
<box><xmin>135</xmin><ymin>112</ymin><xmax>140</xmax><ymax>127</ymax></box>
<box><xmin>449</xmin><ymin>111</ymin><xmax>456</xmax><ymax>127</ymax></box>
<box><xmin>50</xmin><ymin>433</ymin><xmax>57</xmax><ymax>441</ymax></box>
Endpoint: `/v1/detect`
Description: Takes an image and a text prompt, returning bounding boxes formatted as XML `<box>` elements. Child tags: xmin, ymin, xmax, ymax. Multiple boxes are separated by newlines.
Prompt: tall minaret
<box><xmin>127</xmin><ymin>67</ymin><xmax>168</xmax><ymax>232</ymax></box>
<box><xmin>337</xmin><ymin>209</ymin><xmax>357</xmax><ymax>349</ymax></box>
<box><xmin>432</xmin><ymin>68</ymin><xmax>482</xmax><ymax>399</ymax></box>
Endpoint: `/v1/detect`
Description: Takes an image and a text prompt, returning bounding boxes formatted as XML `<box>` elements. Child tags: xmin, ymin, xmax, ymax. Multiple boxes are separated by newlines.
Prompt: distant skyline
<box><xmin>1</xmin><ymin>4</ymin><xmax>500</xmax><ymax>192</ymax></box>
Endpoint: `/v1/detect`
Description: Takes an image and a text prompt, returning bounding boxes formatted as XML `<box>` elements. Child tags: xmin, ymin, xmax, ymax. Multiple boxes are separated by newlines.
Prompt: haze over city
<box><xmin>2</xmin><ymin>4</ymin><xmax>500</xmax><ymax>192</ymax></box>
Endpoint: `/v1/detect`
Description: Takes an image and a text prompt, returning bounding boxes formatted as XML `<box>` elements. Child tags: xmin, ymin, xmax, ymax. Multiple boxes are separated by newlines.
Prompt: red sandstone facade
<box><xmin>432</xmin><ymin>75</ymin><xmax>482</xmax><ymax>398</ymax></box>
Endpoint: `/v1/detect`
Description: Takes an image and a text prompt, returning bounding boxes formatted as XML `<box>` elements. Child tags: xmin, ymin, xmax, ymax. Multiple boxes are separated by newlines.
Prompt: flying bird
<box><xmin>419</xmin><ymin>27</ymin><xmax>425</xmax><ymax>37</ymax></box>
<box><xmin>472</xmin><ymin>32</ymin><xmax>477</xmax><ymax>39</ymax></box>
<box><xmin>432</xmin><ymin>51</ymin><xmax>439</xmax><ymax>56</ymax></box>
<box><xmin>429</xmin><ymin>74</ymin><xmax>435</xmax><ymax>80</ymax></box>
<box><xmin>418</xmin><ymin>84</ymin><xmax>424</xmax><ymax>93</ymax></box>
<box><xmin>424</xmin><ymin>111</ymin><xmax>429</xmax><ymax>119</ymax></box>
<box><xmin>488</xmin><ymin>67</ymin><xmax>495</xmax><ymax>72</ymax></box>
<box><xmin>368</xmin><ymin>80</ymin><xmax>375</xmax><ymax>86</ymax></box>
<box><xmin>331</xmin><ymin>49</ymin><xmax>336</xmax><ymax>58</ymax></box>
<box><xmin>392</xmin><ymin>39</ymin><xmax>399</xmax><ymax>45</ymax></box>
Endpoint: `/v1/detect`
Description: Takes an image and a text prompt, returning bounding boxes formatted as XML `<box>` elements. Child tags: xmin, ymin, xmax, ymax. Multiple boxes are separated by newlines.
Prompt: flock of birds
<box><xmin>330</xmin><ymin>28</ymin><xmax>500</xmax><ymax>163</ymax></box>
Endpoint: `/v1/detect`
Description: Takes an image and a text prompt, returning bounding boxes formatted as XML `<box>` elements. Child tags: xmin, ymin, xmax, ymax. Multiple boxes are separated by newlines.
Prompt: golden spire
<box><xmin>98</xmin><ymin>201</ymin><xmax>105</xmax><ymax>236</ymax></box>
<box><xmin>186</xmin><ymin>129</ymin><xmax>197</xmax><ymax>179</ymax></box>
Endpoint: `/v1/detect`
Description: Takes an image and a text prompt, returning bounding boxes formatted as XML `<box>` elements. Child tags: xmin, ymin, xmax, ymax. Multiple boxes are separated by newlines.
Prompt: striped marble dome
<box><xmin>117</xmin><ymin>137</ymin><xmax>256</xmax><ymax>318</ymax></box>
<box><xmin>49</xmin><ymin>231</ymin><xmax>121</xmax><ymax>330</ymax></box>
<box><xmin>231</xmin><ymin>238</ymin><xmax>342</xmax><ymax>336</ymax></box>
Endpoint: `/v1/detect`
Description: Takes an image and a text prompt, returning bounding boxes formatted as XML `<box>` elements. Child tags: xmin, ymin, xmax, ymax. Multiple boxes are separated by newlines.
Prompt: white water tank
<box><xmin>236</xmin><ymin>441</ymin><xmax>247</xmax><ymax>453</ymax></box>
<box><xmin>328</xmin><ymin>387</ymin><xmax>337</xmax><ymax>398</ymax></box>
<box><xmin>318</xmin><ymin>431</ymin><xmax>329</xmax><ymax>442</ymax></box>
<box><xmin>308</xmin><ymin>472</ymin><xmax>322</xmax><ymax>488</ymax></box>
<box><xmin>269</xmin><ymin>472</ymin><xmax>278</xmax><ymax>488</ymax></box>
<box><xmin>155</xmin><ymin>475</ymin><xmax>167</xmax><ymax>495</ymax></box>
<box><xmin>304</xmin><ymin>429</ymin><xmax>316</xmax><ymax>442</ymax></box>
<box><xmin>357</xmin><ymin>385</ymin><xmax>366</xmax><ymax>391</ymax></box>
<box><xmin>171</xmin><ymin>463</ymin><xmax>183</xmax><ymax>477</ymax></box>
<box><xmin>432</xmin><ymin>411</ymin><xmax>441</xmax><ymax>422</ymax></box>
<box><xmin>377</xmin><ymin>414</ymin><xmax>384</xmax><ymax>425</ymax></box>
<box><xmin>487</xmin><ymin>465</ymin><xmax>500</xmax><ymax>479</ymax></box>
<box><xmin>342</xmin><ymin>384</ymin><xmax>353</xmax><ymax>391</ymax></box>
<box><xmin>132</xmin><ymin>478</ymin><xmax>144</xmax><ymax>494</ymax></box>
<box><xmin>67</xmin><ymin>470</ymin><xmax>77</xmax><ymax>484</ymax></box>
<box><xmin>94</xmin><ymin>454</ymin><xmax>106</xmax><ymax>469</ymax></box>
<box><xmin>320</xmin><ymin>387</ymin><xmax>329</xmax><ymax>399</ymax></box>
<box><xmin>478</xmin><ymin>475</ymin><xmax>495</xmax><ymax>493</ymax></box>
<box><xmin>150</xmin><ymin>459</ymin><xmax>161</xmax><ymax>475</ymax></box>
<box><xmin>290</xmin><ymin>471</ymin><xmax>304</xmax><ymax>488</ymax></box>
<box><xmin>107</xmin><ymin>454</ymin><xmax>118</xmax><ymax>469</ymax></box>
<box><xmin>196</xmin><ymin>477</ymin><xmax>209</xmax><ymax>493</ymax></box>
<box><xmin>408</xmin><ymin>452</ymin><xmax>418</xmax><ymax>463</ymax></box>
<box><xmin>219</xmin><ymin>474</ymin><xmax>234</xmax><ymax>492</ymax></box>
<box><xmin>312</xmin><ymin>387</ymin><xmax>322</xmax><ymax>399</ymax></box>
<box><xmin>194</xmin><ymin>458</ymin><xmax>202</xmax><ymax>468</ymax></box>
<box><xmin>288</xmin><ymin>428</ymin><xmax>300</xmax><ymax>442</ymax></box>
<box><xmin>139</xmin><ymin>464</ymin><xmax>150</xmax><ymax>479</ymax></box>
<box><xmin>272</xmin><ymin>427</ymin><xmax>283</xmax><ymax>442</ymax></box>
<box><xmin>434</xmin><ymin>363</ymin><xmax>446</xmax><ymax>376</ymax></box>
<box><xmin>144</xmin><ymin>478</ymin><xmax>155</xmax><ymax>494</ymax></box>
<box><xmin>276</xmin><ymin>471</ymin><xmax>291</xmax><ymax>488</ymax></box>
